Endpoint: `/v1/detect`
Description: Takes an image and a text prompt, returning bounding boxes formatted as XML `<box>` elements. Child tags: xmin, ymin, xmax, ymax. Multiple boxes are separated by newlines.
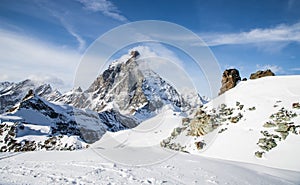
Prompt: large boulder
<box><xmin>219</xmin><ymin>69</ymin><xmax>241</xmax><ymax>95</ymax></box>
<box><xmin>250</xmin><ymin>69</ymin><xmax>275</xmax><ymax>79</ymax></box>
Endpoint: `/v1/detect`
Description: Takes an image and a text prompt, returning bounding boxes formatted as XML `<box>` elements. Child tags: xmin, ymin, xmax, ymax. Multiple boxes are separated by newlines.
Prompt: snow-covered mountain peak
<box><xmin>57</xmin><ymin>48</ymin><xmax>194</xmax><ymax>122</ymax></box>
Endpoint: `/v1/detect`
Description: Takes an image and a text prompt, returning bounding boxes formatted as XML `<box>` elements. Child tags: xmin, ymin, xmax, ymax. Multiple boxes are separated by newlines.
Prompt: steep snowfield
<box><xmin>187</xmin><ymin>75</ymin><xmax>300</xmax><ymax>171</ymax></box>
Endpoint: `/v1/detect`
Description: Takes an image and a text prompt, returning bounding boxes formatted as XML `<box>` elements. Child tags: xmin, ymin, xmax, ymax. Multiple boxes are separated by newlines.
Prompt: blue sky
<box><xmin>0</xmin><ymin>0</ymin><xmax>300</xmax><ymax>96</ymax></box>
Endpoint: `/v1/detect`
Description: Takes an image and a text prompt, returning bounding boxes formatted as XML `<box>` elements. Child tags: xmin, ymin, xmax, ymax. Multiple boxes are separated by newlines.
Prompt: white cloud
<box><xmin>256</xmin><ymin>64</ymin><xmax>284</xmax><ymax>74</ymax></box>
<box><xmin>0</xmin><ymin>29</ymin><xmax>81</xmax><ymax>92</ymax></box>
<box><xmin>28</xmin><ymin>74</ymin><xmax>65</xmax><ymax>89</ymax></box>
<box><xmin>201</xmin><ymin>22</ymin><xmax>300</xmax><ymax>47</ymax></box>
<box><xmin>77</xmin><ymin>0</ymin><xmax>127</xmax><ymax>22</ymax></box>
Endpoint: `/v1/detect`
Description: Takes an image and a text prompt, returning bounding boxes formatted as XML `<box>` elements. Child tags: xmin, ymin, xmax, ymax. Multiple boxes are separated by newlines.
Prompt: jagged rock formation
<box><xmin>219</xmin><ymin>69</ymin><xmax>241</xmax><ymax>95</ymax></box>
<box><xmin>250</xmin><ymin>69</ymin><xmax>275</xmax><ymax>79</ymax></box>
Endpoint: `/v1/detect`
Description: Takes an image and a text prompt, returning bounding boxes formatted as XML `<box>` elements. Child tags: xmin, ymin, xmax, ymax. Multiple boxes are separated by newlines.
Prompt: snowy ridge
<box><xmin>0</xmin><ymin>79</ymin><xmax>61</xmax><ymax>113</ymax></box>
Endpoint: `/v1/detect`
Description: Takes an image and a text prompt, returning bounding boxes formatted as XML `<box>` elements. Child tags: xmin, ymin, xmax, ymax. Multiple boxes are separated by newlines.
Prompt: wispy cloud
<box><xmin>201</xmin><ymin>22</ymin><xmax>300</xmax><ymax>47</ymax></box>
<box><xmin>256</xmin><ymin>64</ymin><xmax>284</xmax><ymax>74</ymax></box>
<box><xmin>58</xmin><ymin>18</ymin><xmax>86</xmax><ymax>52</ymax></box>
<box><xmin>77</xmin><ymin>0</ymin><xmax>127</xmax><ymax>22</ymax></box>
<box><xmin>0</xmin><ymin>29</ymin><xmax>80</xmax><ymax>91</ymax></box>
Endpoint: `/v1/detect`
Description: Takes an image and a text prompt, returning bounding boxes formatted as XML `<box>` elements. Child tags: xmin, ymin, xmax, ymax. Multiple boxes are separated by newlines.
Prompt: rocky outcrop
<box><xmin>250</xmin><ymin>69</ymin><xmax>275</xmax><ymax>79</ymax></box>
<box><xmin>255</xmin><ymin>107</ymin><xmax>299</xmax><ymax>158</ymax></box>
<box><xmin>219</xmin><ymin>69</ymin><xmax>241</xmax><ymax>95</ymax></box>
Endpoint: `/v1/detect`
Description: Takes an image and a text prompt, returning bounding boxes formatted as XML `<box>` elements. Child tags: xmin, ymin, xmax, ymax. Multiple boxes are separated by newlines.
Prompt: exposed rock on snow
<box><xmin>250</xmin><ymin>69</ymin><xmax>275</xmax><ymax>79</ymax></box>
<box><xmin>255</xmin><ymin>107</ymin><xmax>299</xmax><ymax>157</ymax></box>
<box><xmin>292</xmin><ymin>102</ymin><xmax>300</xmax><ymax>109</ymax></box>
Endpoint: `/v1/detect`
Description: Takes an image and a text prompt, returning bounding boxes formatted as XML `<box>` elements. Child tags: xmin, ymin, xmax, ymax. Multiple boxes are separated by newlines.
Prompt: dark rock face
<box><xmin>219</xmin><ymin>69</ymin><xmax>241</xmax><ymax>95</ymax></box>
<box><xmin>250</xmin><ymin>69</ymin><xmax>275</xmax><ymax>79</ymax></box>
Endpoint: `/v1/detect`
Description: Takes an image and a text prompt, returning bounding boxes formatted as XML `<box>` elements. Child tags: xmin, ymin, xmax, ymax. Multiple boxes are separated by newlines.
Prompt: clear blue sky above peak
<box><xmin>0</xmin><ymin>0</ymin><xmax>300</xmax><ymax>95</ymax></box>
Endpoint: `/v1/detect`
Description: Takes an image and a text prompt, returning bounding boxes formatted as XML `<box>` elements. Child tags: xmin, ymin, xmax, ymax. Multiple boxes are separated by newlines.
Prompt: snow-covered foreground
<box><xmin>1</xmin><ymin>75</ymin><xmax>300</xmax><ymax>184</ymax></box>
<box><xmin>0</xmin><ymin>149</ymin><xmax>300</xmax><ymax>185</ymax></box>
<box><xmin>0</xmin><ymin>107</ymin><xmax>300</xmax><ymax>185</ymax></box>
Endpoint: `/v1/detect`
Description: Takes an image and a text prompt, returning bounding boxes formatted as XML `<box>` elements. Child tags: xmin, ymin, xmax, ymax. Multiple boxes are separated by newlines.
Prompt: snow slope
<box><xmin>184</xmin><ymin>75</ymin><xmax>300</xmax><ymax>171</ymax></box>
<box><xmin>0</xmin><ymin>108</ymin><xmax>299</xmax><ymax>185</ymax></box>
<box><xmin>1</xmin><ymin>149</ymin><xmax>300</xmax><ymax>185</ymax></box>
